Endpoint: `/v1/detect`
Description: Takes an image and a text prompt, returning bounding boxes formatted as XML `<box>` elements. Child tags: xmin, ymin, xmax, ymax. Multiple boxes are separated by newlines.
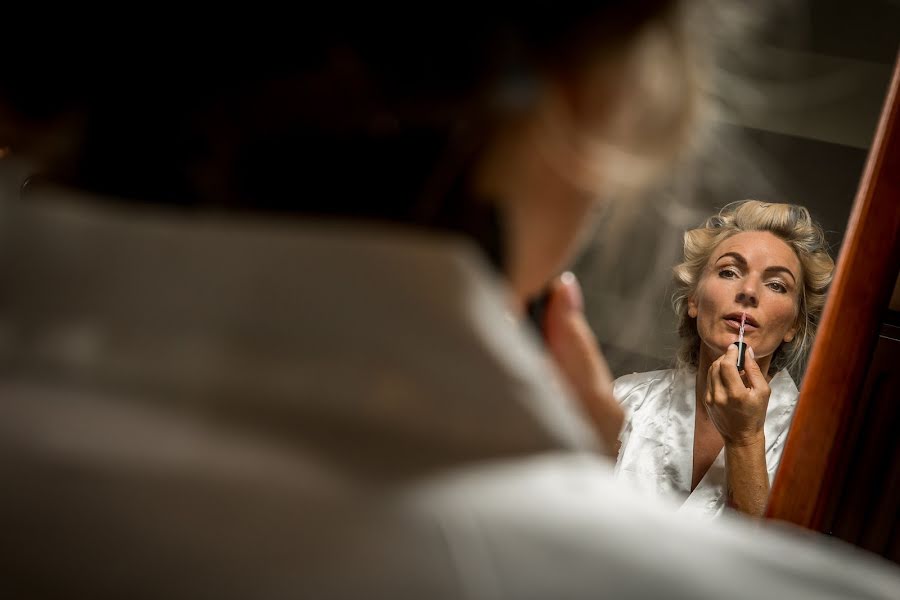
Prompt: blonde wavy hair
<box><xmin>672</xmin><ymin>200</ymin><xmax>835</xmax><ymax>377</ymax></box>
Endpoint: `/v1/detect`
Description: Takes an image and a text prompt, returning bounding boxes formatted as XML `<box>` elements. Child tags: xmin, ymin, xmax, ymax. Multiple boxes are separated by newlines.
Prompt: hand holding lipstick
<box><xmin>704</xmin><ymin>343</ymin><xmax>773</xmax><ymax>516</ymax></box>
<box><xmin>704</xmin><ymin>343</ymin><xmax>771</xmax><ymax>447</ymax></box>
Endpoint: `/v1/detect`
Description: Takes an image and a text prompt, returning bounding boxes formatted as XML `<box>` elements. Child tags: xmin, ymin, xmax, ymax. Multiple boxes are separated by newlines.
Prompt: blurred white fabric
<box><xmin>0</xmin><ymin>193</ymin><xmax>897</xmax><ymax>599</ymax></box>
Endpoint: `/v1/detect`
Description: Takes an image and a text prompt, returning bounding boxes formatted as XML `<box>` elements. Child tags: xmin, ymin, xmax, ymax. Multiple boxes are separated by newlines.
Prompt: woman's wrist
<box><xmin>724</xmin><ymin>432</ymin><xmax>769</xmax><ymax>517</ymax></box>
<box><xmin>724</xmin><ymin>431</ymin><xmax>766</xmax><ymax>450</ymax></box>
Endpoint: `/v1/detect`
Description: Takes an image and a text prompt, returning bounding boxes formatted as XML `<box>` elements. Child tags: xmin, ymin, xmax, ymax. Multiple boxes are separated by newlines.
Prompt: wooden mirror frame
<box><xmin>766</xmin><ymin>54</ymin><xmax>900</xmax><ymax>538</ymax></box>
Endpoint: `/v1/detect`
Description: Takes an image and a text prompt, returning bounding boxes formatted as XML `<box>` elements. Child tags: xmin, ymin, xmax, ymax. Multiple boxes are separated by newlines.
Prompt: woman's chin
<box><xmin>700</xmin><ymin>340</ymin><xmax>736</xmax><ymax>362</ymax></box>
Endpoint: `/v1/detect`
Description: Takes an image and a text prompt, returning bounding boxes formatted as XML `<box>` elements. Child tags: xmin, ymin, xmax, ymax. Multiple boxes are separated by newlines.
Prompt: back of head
<box><xmin>1</xmin><ymin>3</ymin><xmax>702</xmax><ymax>271</ymax></box>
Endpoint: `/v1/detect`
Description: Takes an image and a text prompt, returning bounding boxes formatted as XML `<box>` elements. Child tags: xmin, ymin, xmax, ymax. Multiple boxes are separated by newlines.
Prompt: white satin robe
<box><xmin>613</xmin><ymin>367</ymin><xmax>799</xmax><ymax>518</ymax></box>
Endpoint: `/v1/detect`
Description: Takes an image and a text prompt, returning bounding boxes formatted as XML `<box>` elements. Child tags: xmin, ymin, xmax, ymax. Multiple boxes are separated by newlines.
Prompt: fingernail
<box><xmin>560</xmin><ymin>272</ymin><xmax>584</xmax><ymax>312</ymax></box>
<box><xmin>748</xmin><ymin>345</ymin><xmax>755</xmax><ymax>360</ymax></box>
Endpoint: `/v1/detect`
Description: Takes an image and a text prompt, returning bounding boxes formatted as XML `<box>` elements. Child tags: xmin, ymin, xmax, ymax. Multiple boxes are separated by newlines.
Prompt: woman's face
<box><xmin>475</xmin><ymin>49</ymin><xmax>644</xmax><ymax>310</ymax></box>
<box><xmin>689</xmin><ymin>231</ymin><xmax>802</xmax><ymax>365</ymax></box>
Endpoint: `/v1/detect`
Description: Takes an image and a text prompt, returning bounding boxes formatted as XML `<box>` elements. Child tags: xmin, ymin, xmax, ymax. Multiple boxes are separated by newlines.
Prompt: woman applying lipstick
<box><xmin>612</xmin><ymin>200</ymin><xmax>835</xmax><ymax>518</ymax></box>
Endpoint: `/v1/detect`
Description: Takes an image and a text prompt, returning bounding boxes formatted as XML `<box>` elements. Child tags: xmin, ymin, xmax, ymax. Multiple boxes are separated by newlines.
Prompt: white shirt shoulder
<box><xmin>613</xmin><ymin>368</ymin><xmax>675</xmax><ymax>415</ymax></box>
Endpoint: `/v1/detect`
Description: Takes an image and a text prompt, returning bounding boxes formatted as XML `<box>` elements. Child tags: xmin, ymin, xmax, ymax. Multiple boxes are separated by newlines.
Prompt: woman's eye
<box><xmin>718</xmin><ymin>268</ymin><xmax>738</xmax><ymax>279</ymax></box>
<box><xmin>767</xmin><ymin>281</ymin><xmax>787</xmax><ymax>293</ymax></box>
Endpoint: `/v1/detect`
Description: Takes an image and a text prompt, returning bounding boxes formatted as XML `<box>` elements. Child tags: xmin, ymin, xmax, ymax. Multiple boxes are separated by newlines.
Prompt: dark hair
<box><xmin>5</xmin><ymin>4</ymin><xmax>681</xmax><ymax>268</ymax></box>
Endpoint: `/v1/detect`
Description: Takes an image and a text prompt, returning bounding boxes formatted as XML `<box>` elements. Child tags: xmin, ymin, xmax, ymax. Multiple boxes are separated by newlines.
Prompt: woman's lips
<box><xmin>725</xmin><ymin>318</ymin><xmax>757</xmax><ymax>332</ymax></box>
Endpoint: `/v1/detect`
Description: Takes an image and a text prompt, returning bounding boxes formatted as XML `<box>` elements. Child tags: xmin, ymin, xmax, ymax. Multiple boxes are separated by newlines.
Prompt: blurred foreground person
<box><xmin>0</xmin><ymin>6</ymin><xmax>898</xmax><ymax>599</ymax></box>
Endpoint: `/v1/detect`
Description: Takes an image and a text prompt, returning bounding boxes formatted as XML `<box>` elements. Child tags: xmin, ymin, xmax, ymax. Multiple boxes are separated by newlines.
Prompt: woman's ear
<box><xmin>687</xmin><ymin>295</ymin><xmax>698</xmax><ymax>318</ymax></box>
<box><xmin>784</xmin><ymin>322</ymin><xmax>800</xmax><ymax>343</ymax></box>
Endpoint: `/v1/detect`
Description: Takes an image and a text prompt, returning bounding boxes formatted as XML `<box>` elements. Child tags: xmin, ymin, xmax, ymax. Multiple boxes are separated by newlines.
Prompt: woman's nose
<box><xmin>735</xmin><ymin>286</ymin><xmax>759</xmax><ymax>307</ymax></box>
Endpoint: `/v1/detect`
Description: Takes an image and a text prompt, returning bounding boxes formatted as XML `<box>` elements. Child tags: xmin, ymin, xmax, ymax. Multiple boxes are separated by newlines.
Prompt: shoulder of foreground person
<box><xmin>401</xmin><ymin>452</ymin><xmax>900</xmax><ymax>600</ymax></box>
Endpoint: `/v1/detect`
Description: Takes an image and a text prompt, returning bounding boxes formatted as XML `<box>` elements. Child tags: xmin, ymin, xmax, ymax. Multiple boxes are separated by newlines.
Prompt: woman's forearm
<box><xmin>591</xmin><ymin>394</ymin><xmax>624</xmax><ymax>458</ymax></box>
<box><xmin>578</xmin><ymin>388</ymin><xmax>624</xmax><ymax>457</ymax></box>
<box><xmin>724</xmin><ymin>434</ymin><xmax>769</xmax><ymax>517</ymax></box>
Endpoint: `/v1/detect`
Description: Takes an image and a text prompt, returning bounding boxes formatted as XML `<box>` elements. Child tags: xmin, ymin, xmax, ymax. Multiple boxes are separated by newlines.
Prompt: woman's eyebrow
<box><xmin>765</xmin><ymin>265</ymin><xmax>797</xmax><ymax>283</ymax></box>
<box><xmin>716</xmin><ymin>251</ymin><xmax>746</xmax><ymax>265</ymax></box>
